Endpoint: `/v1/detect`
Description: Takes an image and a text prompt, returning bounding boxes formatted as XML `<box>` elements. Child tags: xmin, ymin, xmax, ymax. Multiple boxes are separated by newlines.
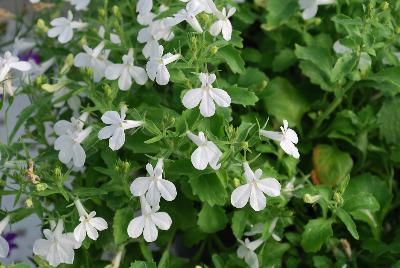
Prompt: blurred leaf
<box><xmin>336</xmin><ymin>208</ymin><xmax>359</xmax><ymax>240</ymax></box>
<box><xmin>301</xmin><ymin>218</ymin><xmax>333</xmax><ymax>253</ymax></box>
<box><xmin>197</xmin><ymin>204</ymin><xmax>228</xmax><ymax>233</ymax></box>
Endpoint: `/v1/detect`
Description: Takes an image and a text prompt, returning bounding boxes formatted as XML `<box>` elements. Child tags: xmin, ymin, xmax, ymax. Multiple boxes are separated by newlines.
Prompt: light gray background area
<box><xmin>1</xmin><ymin>0</ymin><xmax>42</xmax><ymax>265</ymax></box>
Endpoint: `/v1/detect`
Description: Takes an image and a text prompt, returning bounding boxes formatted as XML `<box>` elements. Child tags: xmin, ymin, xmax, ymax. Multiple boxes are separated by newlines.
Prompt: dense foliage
<box><xmin>1</xmin><ymin>0</ymin><xmax>400</xmax><ymax>267</ymax></box>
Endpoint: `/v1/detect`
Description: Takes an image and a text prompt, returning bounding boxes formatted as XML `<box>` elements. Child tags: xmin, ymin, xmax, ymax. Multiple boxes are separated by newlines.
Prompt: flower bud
<box><xmin>35</xmin><ymin>75</ymin><xmax>46</xmax><ymax>87</ymax></box>
<box><xmin>210</xmin><ymin>46</ymin><xmax>219</xmax><ymax>54</ymax></box>
<box><xmin>261</xmin><ymin>80</ymin><xmax>268</xmax><ymax>88</ymax></box>
<box><xmin>25</xmin><ymin>198</ymin><xmax>33</xmax><ymax>208</ymax></box>
<box><xmin>99</xmin><ymin>8</ymin><xmax>106</xmax><ymax>18</ymax></box>
<box><xmin>54</xmin><ymin>167</ymin><xmax>62</xmax><ymax>182</ymax></box>
<box><xmin>36</xmin><ymin>183</ymin><xmax>48</xmax><ymax>192</ymax></box>
<box><xmin>36</xmin><ymin>18</ymin><xmax>48</xmax><ymax>33</ymax></box>
<box><xmin>104</xmin><ymin>84</ymin><xmax>113</xmax><ymax>98</ymax></box>
<box><xmin>333</xmin><ymin>192</ymin><xmax>343</xmax><ymax>205</ymax></box>
<box><xmin>303</xmin><ymin>194</ymin><xmax>321</xmax><ymax>204</ymax></box>
<box><xmin>79</xmin><ymin>36</ymin><xmax>87</xmax><ymax>47</ymax></box>
<box><xmin>85</xmin><ymin>67</ymin><xmax>93</xmax><ymax>78</ymax></box>
<box><xmin>113</xmin><ymin>5</ymin><xmax>121</xmax><ymax>20</ymax></box>
<box><xmin>61</xmin><ymin>54</ymin><xmax>74</xmax><ymax>75</ymax></box>
<box><xmin>241</xmin><ymin>141</ymin><xmax>249</xmax><ymax>150</ymax></box>
<box><xmin>233</xmin><ymin>178</ymin><xmax>241</xmax><ymax>188</ymax></box>
<box><xmin>381</xmin><ymin>1</ymin><xmax>389</xmax><ymax>10</ymax></box>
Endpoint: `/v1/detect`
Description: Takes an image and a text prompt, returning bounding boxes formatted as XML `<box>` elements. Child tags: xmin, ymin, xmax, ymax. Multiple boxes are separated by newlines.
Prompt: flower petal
<box><xmin>143</xmin><ymin>218</ymin><xmax>158</xmax><ymax>242</ymax></box>
<box><xmin>157</xmin><ymin>179</ymin><xmax>177</xmax><ymax>201</ymax></box>
<box><xmin>199</xmin><ymin>92</ymin><xmax>216</xmax><ymax>117</ymax></box>
<box><xmin>231</xmin><ymin>184</ymin><xmax>251</xmax><ymax>208</ymax></box>
<box><xmin>259</xmin><ymin>130</ymin><xmax>283</xmax><ymax>141</ymax></box>
<box><xmin>182</xmin><ymin>88</ymin><xmax>202</xmax><ymax>109</ymax></box>
<box><xmin>73</xmin><ymin>222</ymin><xmax>86</xmax><ymax>242</ymax></box>
<box><xmin>151</xmin><ymin>212</ymin><xmax>172</xmax><ymax>230</ymax></box>
<box><xmin>127</xmin><ymin>216</ymin><xmax>145</xmax><ymax>238</ymax></box>
<box><xmin>105</xmin><ymin>64</ymin><xmax>124</xmax><ymax>80</ymax></box>
<box><xmin>109</xmin><ymin>127</ymin><xmax>125</xmax><ymax>151</ymax></box>
<box><xmin>249</xmin><ymin>186</ymin><xmax>266</xmax><ymax>211</ymax></box>
<box><xmin>0</xmin><ymin>236</ymin><xmax>9</xmax><ymax>258</ymax></box>
<box><xmin>54</xmin><ymin>120</ymin><xmax>73</xmax><ymax>136</ymax></box>
<box><xmin>258</xmin><ymin>178</ymin><xmax>281</xmax><ymax>197</ymax></box>
<box><xmin>90</xmin><ymin>217</ymin><xmax>108</xmax><ymax>231</ymax></box>
<box><xmin>85</xmin><ymin>222</ymin><xmax>99</xmax><ymax>240</ymax></box>
<box><xmin>101</xmin><ymin>111</ymin><xmax>121</xmax><ymax>124</ymax></box>
<box><xmin>209</xmin><ymin>88</ymin><xmax>231</xmax><ymax>107</ymax></box>
<box><xmin>191</xmin><ymin>146</ymin><xmax>209</xmax><ymax>170</ymax></box>
<box><xmin>130</xmin><ymin>177</ymin><xmax>151</xmax><ymax>196</ymax></box>
<box><xmin>98</xmin><ymin>125</ymin><xmax>117</xmax><ymax>140</ymax></box>
<box><xmin>72</xmin><ymin>143</ymin><xmax>86</xmax><ymax>167</ymax></box>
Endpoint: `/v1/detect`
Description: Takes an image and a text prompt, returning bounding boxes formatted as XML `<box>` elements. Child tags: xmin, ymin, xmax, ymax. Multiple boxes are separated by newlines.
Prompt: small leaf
<box><xmin>331</xmin><ymin>54</ymin><xmax>358</xmax><ymax>82</ymax></box>
<box><xmin>225</xmin><ymin>86</ymin><xmax>259</xmax><ymax>106</ymax></box>
<box><xmin>113</xmin><ymin>208</ymin><xmax>133</xmax><ymax>244</ymax></box>
<box><xmin>301</xmin><ymin>218</ymin><xmax>333</xmax><ymax>253</ymax></box>
<box><xmin>231</xmin><ymin>210</ymin><xmax>248</xmax><ymax>239</ymax></box>
<box><xmin>197</xmin><ymin>204</ymin><xmax>228</xmax><ymax>233</ymax></box>
<box><xmin>217</xmin><ymin>45</ymin><xmax>245</xmax><ymax>74</ymax></box>
<box><xmin>130</xmin><ymin>261</ymin><xmax>157</xmax><ymax>268</ymax></box>
<box><xmin>189</xmin><ymin>173</ymin><xmax>228</xmax><ymax>206</ymax></box>
<box><xmin>336</xmin><ymin>208</ymin><xmax>359</xmax><ymax>240</ymax></box>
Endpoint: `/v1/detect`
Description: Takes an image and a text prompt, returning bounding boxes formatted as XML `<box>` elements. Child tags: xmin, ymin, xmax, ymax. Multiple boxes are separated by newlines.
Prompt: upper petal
<box><xmin>101</xmin><ymin>111</ymin><xmax>121</xmax><ymax>124</ymax></box>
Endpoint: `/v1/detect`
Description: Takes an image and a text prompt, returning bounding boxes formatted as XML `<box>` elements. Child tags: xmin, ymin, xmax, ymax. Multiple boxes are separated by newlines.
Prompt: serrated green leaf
<box><xmin>217</xmin><ymin>45</ymin><xmax>245</xmax><ymax>74</ymax></box>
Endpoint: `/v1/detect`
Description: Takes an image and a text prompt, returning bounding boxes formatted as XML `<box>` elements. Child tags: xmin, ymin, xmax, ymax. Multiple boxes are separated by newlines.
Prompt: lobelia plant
<box><xmin>1</xmin><ymin>0</ymin><xmax>400</xmax><ymax>267</ymax></box>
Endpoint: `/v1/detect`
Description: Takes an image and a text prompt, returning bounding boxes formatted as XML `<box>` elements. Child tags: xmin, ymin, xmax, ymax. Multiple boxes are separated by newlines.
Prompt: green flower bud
<box><xmin>210</xmin><ymin>46</ymin><xmax>219</xmax><ymax>54</ymax></box>
<box><xmin>241</xmin><ymin>141</ymin><xmax>249</xmax><ymax>150</ymax></box>
<box><xmin>36</xmin><ymin>19</ymin><xmax>48</xmax><ymax>33</ymax></box>
<box><xmin>113</xmin><ymin>5</ymin><xmax>121</xmax><ymax>20</ymax></box>
<box><xmin>60</xmin><ymin>54</ymin><xmax>74</xmax><ymax>75</ymax></box>
<box><xmin>25</xmin><ymin>198</ymin><xmax>33</xmax><ymax>208</ymax></box>
<box><xmin>233</xmin><ymin>178</ymin><xmax>241</xmax><ymax>188</ymax></box>
<box><xmin>333</xmin><ymin>192</ymin><xmax>344</xmax><ymax>205</ymax></box>
<box><xmin>79</xmin><ymin>36</ymin><xmax>87</xmax><ymax>47</ymax></box>
<box><xmin>381</xmin><ymin>1</ymin><xmax>389</xmax><ymax>10</ymax></box>
<box><xmin>303</xmin><ymin>194</ymin><xmax>321</xmax><ymax>204</ymax></box>
<box><xmin>99</xmin><ymin>8</ymin><xmax>106</xmax><ymax>18</ymax></box>
<box><xmin>36</xmin><ymin>183</ymin><xmax>48</xmax><ymax>192</ymax></box>
<box><xmin>104</xmin><ymin>84</ymin><xmax>113</xmax><ymax>98</ymax></box>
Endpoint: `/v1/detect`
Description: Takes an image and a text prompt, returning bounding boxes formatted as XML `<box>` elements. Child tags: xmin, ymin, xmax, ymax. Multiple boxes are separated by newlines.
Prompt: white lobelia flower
<box><xmin>73</xmin><ymin>199</ymin><xmax>108</xmax><ymax>242</ymax></box>
<box><xmin>137</xmin><ymin>0</ymin><xmax>153</xmax><ymax>14</ymax></box>
<box><xmin>181</xmin><ymin>0</ymin><xmax>213</xmax><ymax>14</ymax></box>
<box><xmin>67</xmin><ymin>0</ymin><xmax>91</xmax><ymax>11</ymax></box>
<box><xmin>244</xmin><ymin>219</ymin><xmax>281</xmax><ymax>241</ymax></box>
<box><xmin>127</xmin><ymin>196</ymin><xmax>172</xmax><ymax>242</ymax></box>
<box><xmin>54</xmin><ymin>113</ymin><xmax>92</xmax><ymax>167</ymax></box>
<box><xmin>165</xmin><ymin>3</ymin><xmax>204</xmax><ymax>33</ymax></box>
<box><xmin>259</xmin><ymin>119</ymin><xmax>300</xmax><ymax>159</ymax></box>
<box><xmin>209</xmin><ymin>5</ymin><xmax>236</xmax><ymax>41</ymax></box>
<box><xmin>0</xmin><ymin>51</ymin><xmax>31</xmax><ymax>83</ymax></box>
<box><xmin>73</xmin><ymin>41</ymin><xmax>110</xmax><ymax>82</ymax></box>
<box><xmin>182</xmin><ymin>73</ymin><xmax>231</xmax><ymax>117</ymax></box>
<box><xmin>187</xmin><ymin>131</ymin><xmax>222</xmax><ymax>170</ymax></box>
<box><xmin>231</xmin><ymin>162</ymin><xmax>281</xmax><ymax>211</ymax></box>
<box><xmin>146</xmin><ymin>45</ymin><xmax>180</xmax><ymax>85</ymax></box>
<box><xmin>98</xmin><ymin>26</ymin><xmax>121</xmax><ymax>45</ymax></box>
<box><xmin>237</xmin><ymin>238</ymin><xmax>263</xmax><ymax>268</ymax></box>
<box><xmin>138</xmin><ymin>19</ymin><xmax>174</xmax><ymax>58</ymax></box>
<box><xmin>299</xmin><ymin>0</ymin><xmax>336</xmax><ymax>20</ymax></box>
<box><xmin>0</xmin><ymin>216</ymin><xmax>10</xmax><ymax>258</ymax></box>
<box><xmin>137</xmin><ymin>4</ymin><xmax>169</xmax><ymax>26</ymax></box>
<box><xmin>130</xmin><ymin>158</ymin><xmax>177</xmax><ymax>206</ymax></box>
<box><xmin>98</xmin><ymin>107</ymin><xmax>143</xmax><ymax>151</ymax></box>
<box><xmin>47</xmin><ymin>11</ymin><xmax>87</xmax><ymax>44</ymax></box>
<box><xmin>33</xmin><ymin>219</ymin><xmax>81</xmax><ymax>267</ymax></box>
<box><xmin>105</xmin><ymin>48</ymin><xmax>148</xmax><ymax>90</ymax></box>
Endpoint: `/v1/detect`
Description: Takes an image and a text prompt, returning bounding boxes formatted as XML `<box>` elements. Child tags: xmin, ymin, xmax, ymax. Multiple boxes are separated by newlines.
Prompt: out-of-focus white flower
<box><xmin>165</xmin><ymin>4</ymin><xmax>204</xmax><ymax>33</ymax></box>
<box><xmin>237</xmin><ymin>238</ymin><xmax>263</xmax><ymax>268</ymax></box>
<box><xmin>231</xmin><ymin>162</ymin><xmax>281</xmax><ymax>211</ymax></box>
<box><xmin>130</xmin><ymin>158</ymin><xmax>177</xmax><ymax>206</ymax></box>
<box><xmin>259</xmin><ymin>120</ymin><xmax>300</xmax><ymax>159</ymax></box>
<box><xmin>209</xmin><ymin>5</ymin><xmax>236</xmax><ymax>41</ymax></box>
<box><xmin>54</xmin><ymin>113</ymin><xmax>92</xmax><ymax>167</ymax></box>
<box><xmin>333</xmin><ymin>40</ymin><xmax>352</xmax><ymax>54</ymax></box>
<box><xmin>67</xmin><ymin>0</ymin><xmax>91</xmax><ymax>10</ymax></box>
<box><xmin>127</xmin><ymin>196</ymin><xmax>172</xmax><ymax>242</ymax></box>
<box><xmin>47</xmin><ymin>11</ymin><xmax>87</xmax><ymax>44</ymax></box>
<box><xmin>137</xmin><ymin>0</ymin><xmax>153</xmax><ymax>14</ymax></box>
<box><xmin>187</xmin><ymin>131</ymin><xmax>222</xmax><ymax>170</ymax></box>
<box><xmin>0</xmin><ymin>216</ymin><xmax>10</xmax><ymax>258</ymax></box>
<box><xmin>33</xmin><ymin>219</ymin><xmax>81</xmax><ymax>267</ymax></box>
<box><xmin>73</xmin><ymin>41</ymin><xmax>110</xmax><ymax>82</ymax></box>
<box><xmin>98</xmin><ymin>107</ymin><xmax>143</xmax><ymax>150</ymax></box>
<box><xmin>105</xmin><ymin>48</ymin><xmax>148</xmax><ymax>90</ymax></box>
<box><xmin>23</xmin><ymin>58</ymin><xmax>54</xmax><ymax>82</ymax></box>
<box><xmin>333</xmin><ymin>41</ymin><xmax>371</xmax><ymax>72</ymax></box>
<box><xmin>10</xmin><ymin>37</ymin><xmax>35</xmax><ymax>55</ymax></box>
<box><xmin>146</xmin><ymin>45</ymin><xmax>180</xmax><ymax>85</ymax></box>
<box><xmin>52</xmin><ymin>86</ymin><xmax>82</xmax><ymax>115</ymax></box>
<box><xmin>73</xmin><ymin>199</ymin><xmax>108</xmax><ymax>242</ymax></box>
<box><xmin>181</xmin><ymin>0</ymin><xmax>213</xmax><ymax>13</ymax></box>
<box><xmin>138</xmin><ymin>19</ymin><xmax>174</xmax><ymax>58</ymax></box>
<box><xmin>182</xmin><ymin>72</ymin><xmax>231</xmax><ymax>117</ymax></box>
<box><xmin>299</xmin><ymin>0</ymin><xmax>336</xmax><ymax>20</ymax></box>
<box><xmin>0</xmin><ymin>51</ymin><xmax>31</xmax><ymax>96</ymax></box>
<box><xmin>30</xmin><ymin>0</ymin><xmax>40</xmax><ymax>3</ymax></box>
<box><xmin>98</xmin><ymin>26</ymin><xmax>121</xmax><ymax>45</ymax></box>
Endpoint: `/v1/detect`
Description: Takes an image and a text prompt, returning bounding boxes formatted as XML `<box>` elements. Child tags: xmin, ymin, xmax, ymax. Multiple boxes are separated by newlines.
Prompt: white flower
<box><xmin>33</xmin><ymin>219</ymin><xmax>81</xmax><ymax>267</ymax></box>
<box><xmin>105</xmin><ymin>49</ymin><xmax>148</xmax><ymax>90</ymax></box>
<box><xmin>10</xmin><ymin>37</ymin><xmax>36</xmax><ymax>55</ymax></box>
<box><xmin>137</xmin><ymin>0</ymin><xmax>153</xmax><ymax>14</ymax></box>
<box><xmin>130</xmin><ymin>158</ymin><xmax>177</xmax><ymax>206</ymax></box>
<box><xmin>73</xmin><ymin>199</ymin><xmax>108</xmax><ymax>242</ymax></box>
<box><xmin>30</xmin><ymin>0</ymin><xmax>40</xmax><ymax>3</ymax></box>
<box><xmin>182</xmin><ymin>73</ymin><xmax>231</xmax><ymax>117</ymax></box>
<box><xmin>333</xmin><ymin>40</ymin><xmax>352</xmax><ymax>54</ymax></box>
<box><xmin>299</xmin><ymin>0</ymin><xmax>336</xmax><ymax>20</ymax></box>
<box><xmin>67</xmin><ymin>0</ymin><xmax>91</xmax><ymax>10</ymax></box>
<box><xmin>98</xmin><ymin>107</ymin><xmax>143</xmax><ymax>151</ymax></box>
<box><xmin>165</xmin><ymin>4</ymin><xmax>204</xmax><ymax>33</ymax></box>
<box><xmin>333</xmin><ymin>41</ymin><xmax>371</xmax><ymax>72</ymax></box>
<box><xmin>0</xmin><ymin>51</ymin><xmax>31</xmax><ymax>83</ymax></box>
<box><xmin>231</xmin><ymin>162</ymin><xmax>281</xmax><ymax>211</ymax></box>
<box><xmin>98</xmin><ymin>26</ymin><xmax>121</xmax><ymax>45</ymax></box>
<box><xmin>237</xmin><ymin>238</ymin><xmax>263</xmax><ymax>268</ymax></box>
<box><xmin>187</xmin><ymin>131</ymin><xmax>222</xmax><ymax>170</ymax></box>
<box><xmin>259</xmin><ymin>119</ymin><xmax>300</xmax><ymax>159</ymax></box>
<box><xmin>245</xmin><ymin>219</ymin><xmax>281</xmax><ymax>241</ymax></box>
<box><xmin>209</xmin><ymin>6</ymin><xmax>236</xmax><ymax>41</ymax></box>
<box><xmin>52</xmin><ymin>86</ymin><xmax>82</xmax><ymax>115</ymax></box>
<box><xmin>127</xmin><ymin>196</ymin><xmax>172</xmax><ymax>242</ymax></box>
<box><xmin>73</xmin><ymin>41</ymin><xmax>110</xmax><ymax>82</ymax></box>
<box><xmin>47</xmin><ymin>11</ymin><xmax>87</xmax><ymax>44</ymax></box>
<box><xmin>138</xmin><ymin>19</ymin><xmax>174</xmax><ymax>58</ymax></box>
<box><xmin>0</xmin><ymin>216</ymin><xmax>10</xmax><ymax>258</ymax></box>
<box><xmin>54</xmin><ymin>113</ymin><xmax>92</xmax><ymax>167</ymax></box>
<box><xmin>181</xmin><ymin>0</ymin><xmax>213</xmax><ymax>14</ymax></box>
<box><xmin>146</xmin><ymin>45</ymin><xmax>180</xmax><ymax>85</ymax></box>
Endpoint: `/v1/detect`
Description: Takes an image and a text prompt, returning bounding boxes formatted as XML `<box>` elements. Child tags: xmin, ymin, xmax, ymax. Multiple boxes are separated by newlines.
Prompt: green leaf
<box><xmin>130</xmin><ymin>261</ymin><xmax>157</xmax><ymax>268</ymax></box>
<box><xmin>298</xmin><ymin>61</ymin><xmax>334</xmax><ymax>92</ymax></box>
<box><xmin>343</xmin><ymin>193</ymin><xmax>380</xmax><ymax>212</ymax></box>
<box><xmin>367</xmin><ymin>67</ymin><xmax>400</xmax><ymax>95</ymax></box>
<box><xmin>331</xmin><ymin>54</ymin><xmax>358</xmax><ymax>82</ymax></box>
<box><xmin>231</xmin><ymin>210</ymin><xmax>248</xmax><ymax>239</ymax></box>
<box><xmin>225</xmin><ymin>86</ymin><xmax>259</xmax><ymax>106</ymax></box>
<box><xmin>263</xmin><ymin>77</ymin><xmax>310</xmax><ymax>126</ymax></box>
<box><xmin>301</xmin><ymin>218</ymin><xmax>333</xmax><ymax>253</ymax></box>
<box><xmin>113</xmin><ymin>208</ymin><xmax>133</xmax><ymax>244</ymax></box>
<box><xmin>336</xmin><ymin>208</ymin><xmax>359</xmax><ymax>240</ymax></box>
<box><xmin>378</xmin><ymin>97</ymin><xmax>400</xmax><ymax>144</ymax></box>
<box><xmin>265</xmin><ymin>0</ymin><xmax>298</xmax><ymax>29</ymax></box>
<box><xmin>189</xmin><ymin>173</ymin><xmax>228</xmax><ymax>206</ymax></box>
<box><xmin>217</xmin><ymin>45</ymin><xmax>245</xmax><ymax>74</ymax></box>
<box><xmin>9</xmin><ymin>264</ymin><xmax>31</xmax><ymax>268</ymax></box>
<box><xmin>295</xmin><ymin>44</ymin><xmax>333</xmax><ymax>75</ymax></box>
<box><xmin>260</xmin><ymin>241</ymin><xmax>291</xmax><ymax>267</ymax></box>
<box><xmin>312</xmin><ymin>144</ymin><xmax>353</xmax><ymax>186</ymax></box>
<box><xmin>197</xmin><ymin>204</ymin><xmax>228</xmax><ymax>233</ymax></box>
<box><xmin>212</xmin><ymin>254</ymin><xmax>225</xmax><ymax>268</ymax></box>
<box><xmin>73</xmin><ymin>187</ymin><xmax>108</xmax><ymax>197</ymax></box>
<box><xmin>272</xmin><ymin>48</ymin><xmax>296</xmax><ymax>72</ymax></box>
<box><xmin>9</xmin><ymin>104</ymin><xmax>38</xmax><ymax>143</ymax></box>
